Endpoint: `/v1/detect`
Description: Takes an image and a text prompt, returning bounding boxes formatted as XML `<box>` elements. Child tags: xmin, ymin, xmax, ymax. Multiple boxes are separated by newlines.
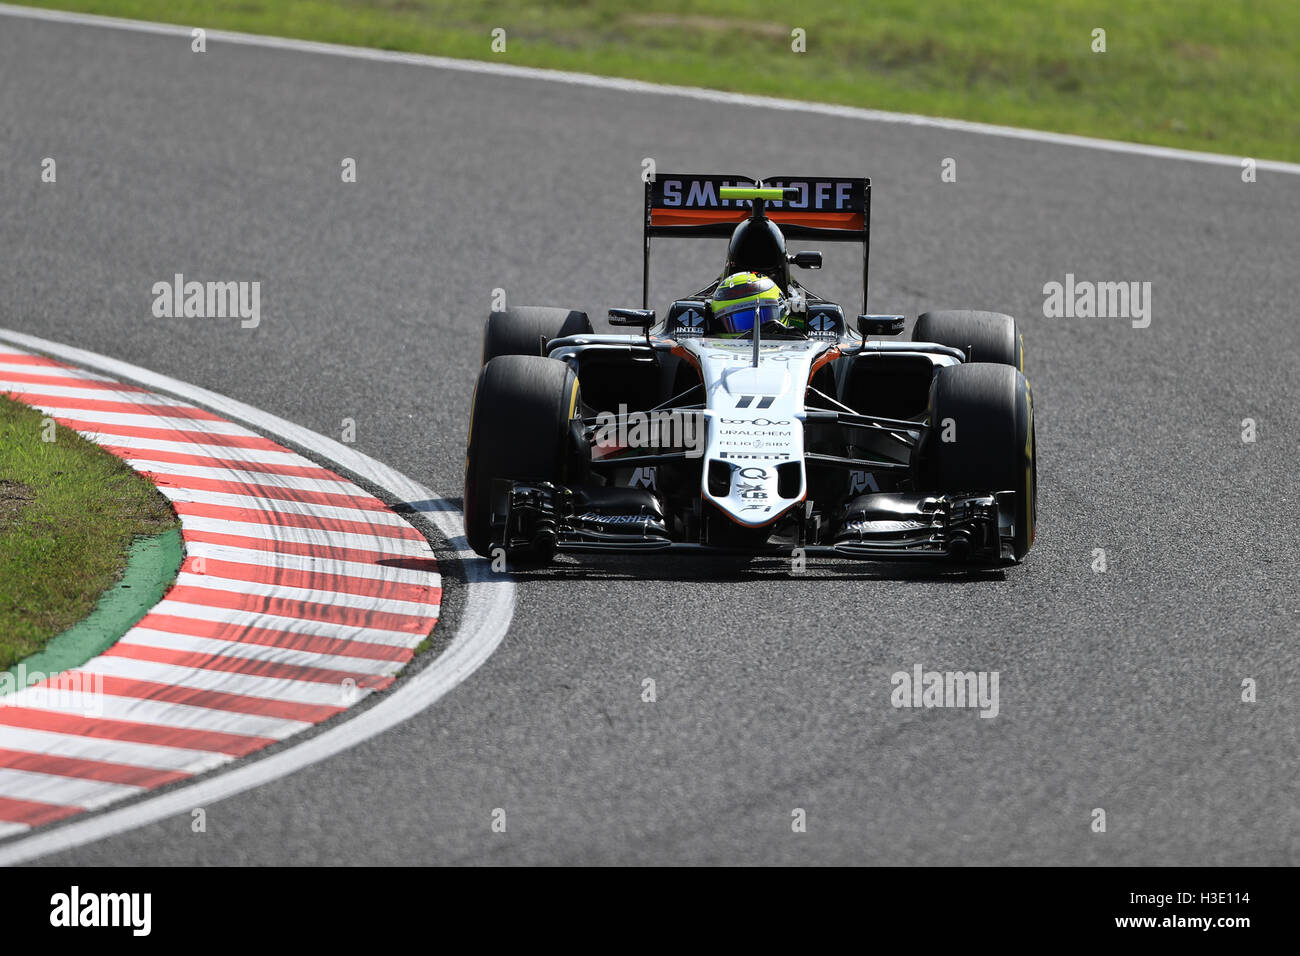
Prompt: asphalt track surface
<box><xmin>1</xmin><ymin>13</ymin><xmax>1297</xmax><ymax>865</ymax></box>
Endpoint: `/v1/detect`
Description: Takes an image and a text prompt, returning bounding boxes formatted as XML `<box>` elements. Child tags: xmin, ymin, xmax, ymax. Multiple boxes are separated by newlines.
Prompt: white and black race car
<box><xmin>464</xmin><ymin>173</ymin><xmax>1036</xmax><ymax>565</ymax></box>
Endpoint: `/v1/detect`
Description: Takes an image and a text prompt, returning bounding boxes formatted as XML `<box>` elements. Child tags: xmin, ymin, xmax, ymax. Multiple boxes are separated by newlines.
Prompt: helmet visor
<box><xmin>715</xmin><ymin>300</ymin><xmax>784</xmax><ymax>334</ymax></box>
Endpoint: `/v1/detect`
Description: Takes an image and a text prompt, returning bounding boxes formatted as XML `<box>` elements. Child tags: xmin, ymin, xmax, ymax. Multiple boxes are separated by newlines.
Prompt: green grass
<box><xmin>19</xmin><ymin>0</ymin><xmax>1300</xmax><ymax>162</ymax></box>
<box><xmin>0</xmin><ymin>395</ymin><xmax>178</xmax><ymax>669</ymax></box>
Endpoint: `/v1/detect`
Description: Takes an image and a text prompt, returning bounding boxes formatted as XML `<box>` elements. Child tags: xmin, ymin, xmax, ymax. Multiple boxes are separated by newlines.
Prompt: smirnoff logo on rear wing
<box><xmin>647</xmin><ymin>174</ymin><xmax>868</xmax><ymax>234</ymax></box>
<box><xmin>656</xmin><ymin>176</ymin><xmax>756</xmax><ymax>208</ymax></box>
<box><xmin>658</xmin><ymin>178</ymin><xmax>862</xmax><ymax>211</ymax></box>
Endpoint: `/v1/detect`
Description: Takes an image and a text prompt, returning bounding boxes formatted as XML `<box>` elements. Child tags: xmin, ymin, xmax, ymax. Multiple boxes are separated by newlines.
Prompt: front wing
<box><xmin>491</xmin><ymin>480</ymin><xmax>1019</xmax><ymax>563</ymax></box>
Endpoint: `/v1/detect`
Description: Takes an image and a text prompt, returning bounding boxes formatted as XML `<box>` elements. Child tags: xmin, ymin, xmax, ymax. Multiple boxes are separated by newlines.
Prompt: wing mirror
<box><xmin>857</xmin><ymin>314</ymin><xmax>906</xmax><ymax>337</ymax></box>
<box><xmin>789</xmin><ymin>251</ymin><xmax>822</xmax><ymax>269</ymax></box>
<box><xmin>608</xmin><ymin>308</ymin><xmax>656</xmax><ymax>329</ymax></box>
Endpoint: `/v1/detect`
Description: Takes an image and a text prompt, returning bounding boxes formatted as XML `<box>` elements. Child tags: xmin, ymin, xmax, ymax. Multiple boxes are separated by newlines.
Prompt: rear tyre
<box><xmin>482</xmin><ymin>307</ymin><xmax>592</xmax><ymax>365</ymax></box>
<box><xmin>463</xmin><ymin>355</ymin><xmax>583</xmax><ymax>559</ymax></box>
<box><xmin>915</xmin><ymin>362</ymin><xmax>1036</xmax><ymax>561</ymax></box>
<box><xmin>913</xmin><ymin>310</ymin><xmax>1024</xmax><ymax>370</ymax></box>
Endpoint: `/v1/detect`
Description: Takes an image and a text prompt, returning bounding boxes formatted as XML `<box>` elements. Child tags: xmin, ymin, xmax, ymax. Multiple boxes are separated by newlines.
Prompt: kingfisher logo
<box><xmin>49</xmin><ymin>886</ymin><xmax>151</xmax><ymax>936</ymax></box>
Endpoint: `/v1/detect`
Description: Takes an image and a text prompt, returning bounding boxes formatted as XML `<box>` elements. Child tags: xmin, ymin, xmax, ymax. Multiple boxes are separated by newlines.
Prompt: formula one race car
<box><xmin>464</xmin><ymin>173</ymin><xmax>1036</xmax><ymax>565</ymax></box>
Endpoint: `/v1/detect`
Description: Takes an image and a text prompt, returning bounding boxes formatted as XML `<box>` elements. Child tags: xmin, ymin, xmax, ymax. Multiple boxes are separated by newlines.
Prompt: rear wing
<box><xmin>643</xmin><ymin>173</ymin><xmax>872</xmax><ymax>311</ymax></box>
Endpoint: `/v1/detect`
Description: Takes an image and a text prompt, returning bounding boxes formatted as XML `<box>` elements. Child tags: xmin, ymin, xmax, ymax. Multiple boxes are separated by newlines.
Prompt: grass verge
<box><xmin>15</xmin><ymin>0</ymin><xmax>1300</xmax><ymax>162</ymax></box>
<box><xmin>0</xmin><ymin>394</ymin><xmax>179</xmax><ymax>669</ymax></box>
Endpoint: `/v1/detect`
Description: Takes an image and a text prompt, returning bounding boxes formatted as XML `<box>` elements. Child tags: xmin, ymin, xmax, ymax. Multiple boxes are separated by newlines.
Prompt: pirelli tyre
<box><xmin>915</xmin><ymin>362</ymin><xmax>1036</xmax><ymax>561</ymax></box>
<box><xmin>913</xmin><ymin>310</ymin><xmax>1024</xmax><ymax>370</ymax></box>
<box><xmin>463</xmin><ymin>354</ymin><xmax>584</xmax><ymax>559</ymax></box>
<box><xmin>481</xmin><ymin>306</ymin><xmax>593</xmax><ymax>365</ymax></box>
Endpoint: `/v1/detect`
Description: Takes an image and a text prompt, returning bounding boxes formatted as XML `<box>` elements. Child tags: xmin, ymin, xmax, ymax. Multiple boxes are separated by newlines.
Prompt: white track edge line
<box><xmin>0</xmin><ymin>2</ymin><xmax>1295</xmax><ymax>176</ymax></box>
<box><xmin>0</xmin><ymin>329</ymin><xmax>512</xmax><ymax>865</ymax></box>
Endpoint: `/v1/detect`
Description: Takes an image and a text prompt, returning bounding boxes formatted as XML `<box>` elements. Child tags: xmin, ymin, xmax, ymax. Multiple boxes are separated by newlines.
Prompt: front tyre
<box><xmin>915</xmin><ymin>362</ymin><xmax>1036</xmax><ymax>561</ymax></box>
<box><xmin>481</xmin><ymin>307</ymin><xmax>592</xmax><ymax>365</ymax></box>
<box><xmin>463</xmin><ymin>355</ymin><xmax>584</xmax><ymax>559</ymax></box>
<box><xmin>913</xmin><ymin>310</ymin><xmax>1024</xmax><ymax>370</ymax></box>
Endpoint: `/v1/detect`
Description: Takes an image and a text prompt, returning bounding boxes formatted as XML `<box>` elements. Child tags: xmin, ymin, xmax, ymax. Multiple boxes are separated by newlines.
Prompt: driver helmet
<box><xmin>710</xmin><ymin>272</ymin><xmax>787</xmax><ymax>336</ymax></box>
